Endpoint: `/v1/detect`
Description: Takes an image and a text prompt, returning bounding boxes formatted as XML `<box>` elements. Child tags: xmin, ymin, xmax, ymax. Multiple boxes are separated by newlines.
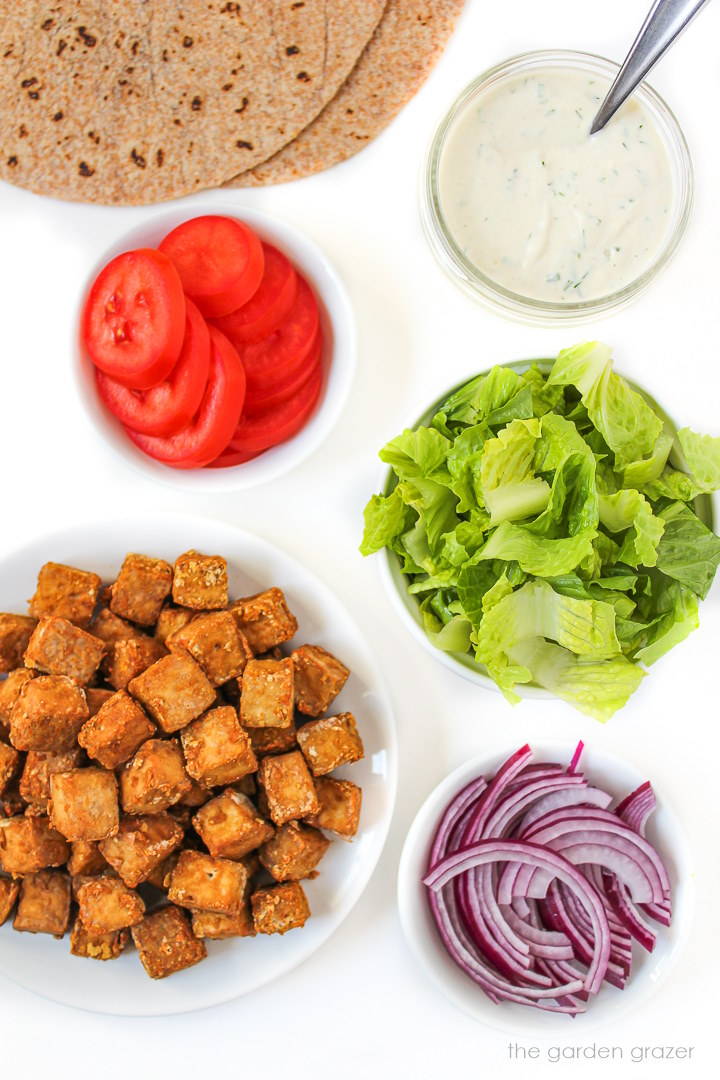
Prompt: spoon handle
<box><xmin>590</xmin><ymin>0</ymin><xmax>712</xmax><ymax>133</ymax></box>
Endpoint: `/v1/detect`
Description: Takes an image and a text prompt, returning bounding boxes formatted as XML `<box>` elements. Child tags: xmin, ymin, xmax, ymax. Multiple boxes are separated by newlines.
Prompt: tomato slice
<box><xmin>159</xmin><ymin>216</ymin><xmax>264</xmax><ymax>319</ymax></box>
<box><xmin>96</xmin><ymin>298</ymin><xmax>210</xmax><ymax>437</ymax></box>
<box><xmin>243</xmin><ymin>330</ymin><xmax>322</xmax><ymax>416</ymax></box>
<box><xmin>230</xmin><ymin>276</ymin><xmax>319</xmax><ymax>396</ymax></box>
<box><xmin>82</xmin><ymin>248</ymin><xmax>186</xmax><ymax>390</ymax></box>
<box><xmin>227</xmin><ymin>364</ymin><xmax>323</xmax><ymax>455</ymax></box>
<box><xmin>126</xmin><ymin>327</ymin><xmax>246</xmax><ymax>468</ymax></box>
<box><xmin>211</xmin><ymin>243</ymin><xmax>298</xmax><ymax>345</ymax></box>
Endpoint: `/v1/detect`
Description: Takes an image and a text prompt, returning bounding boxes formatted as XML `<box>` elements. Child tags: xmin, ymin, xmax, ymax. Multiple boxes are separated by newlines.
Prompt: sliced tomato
<box><xmin>82</xmin><ymin>248</ymin><xmax>186</xmax><ymax>390</ymax></box>
<box><xmin>159</xmin><ymin>215</ymin><xmax>264</xmax><ymax>319</ymax></box>
<box><xmin>243</xmin><ymin>330</ymin><xmax>322</xmax><ymax>416</ymax></box>
<box><xmin>96</xmin><ymin>298</ymin><xmax>210</xmax><ymax>437</ymax></box>
<box><xmin>126</xmin><ymin>327</ymin><xmax>246</xmax><ymax>468</ymax></box>
<box><xmin>205</xmin><ymin>447</ymin><xmax>262</xmax><ymax>469</ymax></box>
<box><xmin>211</xmin><ymin>243</ymin><xmax>298</xmax><ymax>345</ymax></box>
<box><xmin>231</xmin><ymin>276</ymin><xmax>319</xmax><ymax>396</ymax></box>
<box><xmin>227</xmin><ymin>364</ymin><xmax>323</xmax><ymax>455</ymax></box>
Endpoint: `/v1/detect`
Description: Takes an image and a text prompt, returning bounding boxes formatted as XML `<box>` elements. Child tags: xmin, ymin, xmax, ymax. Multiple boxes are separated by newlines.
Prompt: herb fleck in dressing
<box><xmin>438</xmin><ymin>70</ymin><xmax>674</xmax><ymax>303</ymax></box>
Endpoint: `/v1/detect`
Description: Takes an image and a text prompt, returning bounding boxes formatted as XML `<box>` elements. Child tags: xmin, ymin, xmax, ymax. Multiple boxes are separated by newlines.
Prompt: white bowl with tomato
<box><xmin>75</xmin><ymin>207</ymin><xmax>356</xmax><ymax>489</ymax></box>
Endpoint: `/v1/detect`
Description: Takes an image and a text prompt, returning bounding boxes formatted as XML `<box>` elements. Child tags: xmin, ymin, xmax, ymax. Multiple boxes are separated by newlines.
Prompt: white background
<box><xmin>1</xmin><ymin>0</ymin><xmax>718</xmax><ymax>1075</ymax></box>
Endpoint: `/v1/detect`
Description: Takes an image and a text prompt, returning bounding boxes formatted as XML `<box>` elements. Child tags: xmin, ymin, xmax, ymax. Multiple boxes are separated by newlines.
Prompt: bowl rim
<box><xmin>74</xmin><ymin>203</ymin><xmax>357</xmax><ymax>492</ymax></box>
<box><xmin>421</xmin><ymin>49</ymin><xmax>695</xmax><ymax>324</ymax></box>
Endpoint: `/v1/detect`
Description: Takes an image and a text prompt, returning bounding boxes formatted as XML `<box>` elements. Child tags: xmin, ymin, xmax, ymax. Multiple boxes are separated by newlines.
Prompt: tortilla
<box><xmin>0</xmin><ymin>0</ymin><xmax>386</xmax><ymax>205</ymax></box>
<box><xmin>227</xmin><ymin>0</ymin><xmax>465</xmax><ymax>187</ymax></box>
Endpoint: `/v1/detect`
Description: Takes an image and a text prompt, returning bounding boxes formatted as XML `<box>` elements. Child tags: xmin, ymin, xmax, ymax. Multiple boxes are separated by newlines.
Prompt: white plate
<box><xmin>0</xmin><ymin>514</ymin><xmax>396</xmax><ymax>1015</ymax></box>
<box><xmin>74</xmin><ymin>205</ymin><xmax>357</xmax><ymax>491</ymax></box>
<box><xmin>397</xmin><ymin>741</ymin><xmax>692</xmax><ymax>1036</ymax></box>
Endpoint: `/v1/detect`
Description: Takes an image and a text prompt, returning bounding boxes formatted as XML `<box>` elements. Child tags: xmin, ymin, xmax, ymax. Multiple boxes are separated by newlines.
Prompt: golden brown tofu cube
<box><xmin>70</xmin><ymin>917</ymin><xmax>128</xmax><ymax>960</ymax></box>
<box><xmin>9</xmin><ymin>675</ymin><xmax>88</xmax><ymax>753</ymax></box>
<box><xmin>128</xmin><ymin>652</ymin><xmax>215</xmax><ymax>734</ymax></box>
<box><xmin>292</xmin><ymin>645</ymin><xmax>350</xmax><ymax>717</ymax></box>
<box><xmin>191</xmin><ymin>906</ymin><xmax>255</xmax><ymax>939</ymax></box>
<box><xmin>251</xmin><ymin>881</ymin><xmax>310</xmax><ymax>935</ymax></box>
<box><xmin>132</xmin><ymin>905</ymin><xmax>207</xmax><ymax>980</ymax></box>
<box><xmin>19</xmin><ymin>748</ymin><xmax>83</xmax><ymax>813</ymax></box>
<box><xmin>13</xmin><ymin>870</ymin><xmax>71</xmax><ymax>936</ymax></box>
<box><xmin>258</xmin><ymin>750</ymin><xmax>319</xmax><ymax>826</ymax></box>
<box><xmin>90</xmin><ymin>606</ymin><xmax>145</xmax><ymax>646</ymax></box>
<box><xmin>105</xmin><ymin>637</ymin><xmax>169</xmax><ymax>692</ymax></box>
<box><xmin>231</xmin><ymin>588</ymin><xmax>298</xmax><ymax>653</ymax></box>
<box><xmin>0</xmin><ymin>668</ymin><xmax>36</xmax><ymax>732</ymax></box>
<box><xmin>172</xmin><ymin>551</ymin><xmax>228</xmax><ymax>610</ymax></box>
<box><xmin>258</xmin><ymin>821</ymin><xmax>330</xmax><ymax>882</ymax></box>
<box><xmin>297</xmin><ymin>712</ymin><xmax>364</xmax><ymax>777</ymax></box>
<box><xmin>154</xmin><ymin>604</ymin><xmax>197</xmax><ymax>644</ymax></box>
<box><xmin>192</xmin><ymin>789</ymin><xmax>273</xmax><ymax>860</ymax></box>
<box><xmin>110</xmin><ymin>553</ymin><xmax>173</xmax><ymax>627</ymax></box>
<box><xmin>30</xmin><ymin>562</ymin><xmax>102</xmax><ymax>629</ymax></box>
<box><xmin>50</xmin><ymin>768</ymin><xmax>119</xmax><ymax>842</ymax></box>
<box><xmin>79</xmin><ymin>690</ymin><xmax>155</xmax><ymax>770</ymax></box>
<box><xmin>120</xmin><ymin>739</ymin><xmax>191</xmax><ymax>815</ymax></box>
<box><xmin>99</xmin><ymin>813</ymin><xmax>184</xmax><ymax>888</ymax></box>
<box><xmin>0</xmin><ymin>876</ymin><xmax>20</xmax><ymax>924</ymax></box>
<box><xmin>243</xmin><ymin>717</ymin><xmax>298</xmax><ymax>759</ymax></box>
<box><xmin>180</xmin><ymin>705</ymin><xmax>257</xmax><ymax>787</ymax></box>
<box><xmin>77</xmin><ymin>875</ymin><xmax>145</xmax><ymax>933</ymax></box>
<box><xmin>304</xmin><ymin>777</ymin><xmax>362</xmax><ymax>840</ymax></box>
<box><xmin>167</xmin><ymin>849</ymin><xmax>247</xmax><ymax>914</ymax></box>
<box><xmin>67</xmin><ymin>839</ymin><xmax>108</xmax><ymax>877</ymax></box>
<box><xmin>85</xmin><ymin>687</ymin><xmax>114</xmax><ymax>718</ymax></box>
<box><xmin>167</xmin><ymin>610</ymin><xmax>252</xmax><ymax>687</ymax></box>
<box><xmin>0</xmin><ymin>740</ymin><xmax>21</xmax><ymax>796</ymax></box>
<box><xmin>0</xmin><ymin>815</ymin><xmax>69</xmax><ymax>875</ymax></box>
<box><xmin>178</xmin><ymin>777</ymin><xmax>213</xmax><ymax>808</ymax></box>
<box><xmin>144</xmin><ymin>850</ymin><xmax>180</xmax><ymax>890</ymax></box>
<box><xmin>240</xmin><ymin>658</ymin><xmax>294</xmax><ymax>729</ymax></box>
<box><xmin>24</xmin><ymin>617</ymin><xmax>105</xmax><ymax>685</ymax></box>
<box><xmin>0</xmin><ymin>614</ymin><xmax>38</xmax><ymax>673</ymax></box>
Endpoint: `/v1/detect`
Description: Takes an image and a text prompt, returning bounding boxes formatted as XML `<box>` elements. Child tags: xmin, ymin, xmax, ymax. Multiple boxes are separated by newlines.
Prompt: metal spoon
<box><xmin>590</xmin><ymin>0</ymin><xmax>712</xmax><ymax>133</ymax></box>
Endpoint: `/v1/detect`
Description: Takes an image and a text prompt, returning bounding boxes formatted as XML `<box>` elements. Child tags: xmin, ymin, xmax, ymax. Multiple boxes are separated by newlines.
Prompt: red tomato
<box><xmin>205</xmin><ymin>447</ymin><xmax>262</xmax><ymax>469</ymax></box>
<box><xmin>82</xmin><ymin>248</ymin><xmax>186</xmax><ymax>390</ymax></box>
<box><xmin>126</xmin><ymin>327</ymin><xmax>246</xmax><ymax>468</ymax></box>
<box><xmin>96</xmin><ymin>298</ymin><xmax>210</xmax><ymax>437</ymax></box>
<box><xmin>243</xmin><ymin>329</ymin><xmax>321</xmax><ymax>416</ymax></box>
<box><xmin>211</xmin><ymin>243</ymin><xmax>298</xmax><ymax>344</ymax></box>
<box><xmin>159</xmin><ymin>216</ymin><xmax>264</xmax><ymax>319</ymax></box>
<box><xmin>231</xmin><ymin>276</ymin><xmax>319</xmax><ymax>396</ymax></box>
<box><xmin>226</xmin><ymin>364</ymin><xmax>323</xmax><ymax>456</ymax></box>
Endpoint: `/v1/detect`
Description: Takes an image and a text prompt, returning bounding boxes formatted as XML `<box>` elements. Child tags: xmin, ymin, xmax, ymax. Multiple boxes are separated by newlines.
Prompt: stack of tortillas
<box><xmin>0</xmin><ymin>0</ymin><xmax>464</xmax><ymax>204</ymax></box>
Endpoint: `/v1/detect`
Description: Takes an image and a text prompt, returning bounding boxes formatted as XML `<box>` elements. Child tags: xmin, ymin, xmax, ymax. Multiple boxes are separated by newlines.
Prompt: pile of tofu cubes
<box><xmin>0</xmin><ymin>550</ymin><xmax>363</xmax><ymax>979</ymax></box>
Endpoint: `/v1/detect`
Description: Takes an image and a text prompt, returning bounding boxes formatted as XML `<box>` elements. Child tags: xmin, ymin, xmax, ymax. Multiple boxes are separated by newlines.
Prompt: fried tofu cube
<box><xmin>144</xmin><ymin>850</ymin><xmax>180</xmax><ymax>890</ymax></box>
<box><xmin>258</xmin><ymin>821</ymin><xmax>330</xmax><ymax>881</ymax></box>
<box><xmin>167</xmin><ymin>611</ymin><xmax>252</xmax><ymax>687</ymax></box>
<box><xmin>24</xmin><ymin>617</ymin><xmax>105</xmax><ymax>685</ymax></box>
<box><xmin>191</xmin><ymin>906</ymin><xmax>255</xmax><ymax>939</ymax></box>
<box><xmin>251</xmin><ymin>881</ymin><xmax>310</xmax><ymax>935</ymax></box>
<box><xmin>172</xmin><ymin>551</ymin><xmax>228</xmax><ymax>610</ymax></box>
<box><xmin>67</xmin><ymin>839</ymin><xmax>108</xmax><ymax>877</ymax></box>
<box><xmin>304</xmin><ymin>777</ymin><xmax>362</xmax><ymax>839</ymax></box>
<box><xmin>90</xmin><ymin>606</ymin><xmax>145</xmax><ymax>646</ymax></box>
<box><xmin>167</xmin><ymin>849</ymin><xmax>247</xmax><ymax>914</ymax></box>
<box><xmin>105</xmin><ymin>637</ymin><xmax>169</xmax><ymax>692</ymax></box>
<box><xmin>19</xmin><ymin>748</ymin><xmax>83</xmax><ymax>812</ymax></box>
<box><xmin>239</xmin><ymin>658</ymin><xmax>294</xmax><ymax>729</ymax></box>
<box><xmin>258</xmin><ymin>750</ymin><xmax>319</xmax><ymax>826</ymax></box>
<box><xmin>29</xmin><ymin>562</ymin><xmax>102</xmax><ymax>629</ymax></box>
<box><xmin>192</xmin><ymin>789</ymin><xmax>273</xmax><ymax>860</ymax></box>
<box><xmin>231</xmin><ymin>588</ymin><xmax>298</xmax><ymax>653</ymax></box>
<box><xmin>0</xmin><ymin>815</ymin><xmax>69</xmax><ymax>875</ymax></box>
<box><xmin>128</xmin><ymin>652</ymin><xmax>215</xmax><ymax>734</ymax></box>
<box><xmin>70</xmin><ymin>917</ymin><xmax>129</xmax><ymax>960</ymax></box>
<box><xmin>242</xmin><ymin>717</ymin><xmax>298</xmax><ymax>758</ymax></box>
<box><xmin>85</xmin><ymin>687</ymin><xmax>114</xmax><ymax>718</ymax></box>
<box><xmin>99</xmin><ymin>813</ymin><xmax>184</xmax><ymax>887</ymax></box>
<box><xmin>178</xmin><ymin>777</ymin><xmax>213</xmax><ymax>808</ymax></box>
<box><xmin>77</xmin><ymin>875</ymin><xmax>145</xmax><ymax>933</ymax></box>
<box><xmin>0</xmin><ymin>876</ymin><xmax>20</xmax><ymax>924</ymax></box>
<box><xmin>13</xmin><ymin>870</ymin><xmax>71</xmax><ymax>936</ymax></box>
<box><xmin>110</xmin><ymin>553</ymin><xmax>173</xmax><ymax>627</ymax></box>
<box><xmin>132</xmin><ymin>905</ymin><xmax>207</xmax><ymax>980</ymax></box>
<box><xmin>49</xmin><ymin>768</ymin><xmax>119</xmax><ymax>842</ymax></box>
<box><xmin>78</xmin><ymin>690</ymin><xmax>155</xmax><ymax>769</ymax></box>
<box><xmin>180</xmin><ymin>705</ymin><xmax>257</xmax><ymax>787</ymax></box>
<box><xmin>297</xmin><ymin>712</ymin><xmax>364</xmax><ymax>776</ymax></box>
<box><xmin>0</xmin><ymin>740</ymin><xmax>21</xmax><ymax>796</ymax></box>
<box><xmin>292</xmin><ymin>645</ymin><xmax>350</xmax><ymax>717</ymax></box>
<box><xmin>0</xmin><ymin>613</ymin><xmax>38</xmax><ymax>672</ymax></box>
<box><xmin>0</xmin><ymin>668</ymin><xmax>36</xmax><ymax>733</ymax></box>
<box><xmin>9</xmin><ymin>675</ymin><xmax>88</xmax><ymax>752</ymax></box>
<box><xmin>154</xmin><ymin>604</ymin><xmax>197</xmax><ymax>644</ymax></box>
<box><xmin>119</xmin><ymin>739</ymin><xmax>191</xmax><ymax>815</ymax></box>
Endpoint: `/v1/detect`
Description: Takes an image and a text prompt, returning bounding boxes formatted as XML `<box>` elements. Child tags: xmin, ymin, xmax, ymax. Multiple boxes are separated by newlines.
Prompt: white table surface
<box><xmin>1</xmin><ymin>1</ymin><xmax>718</xmax><ymax>1075</ymax></box>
